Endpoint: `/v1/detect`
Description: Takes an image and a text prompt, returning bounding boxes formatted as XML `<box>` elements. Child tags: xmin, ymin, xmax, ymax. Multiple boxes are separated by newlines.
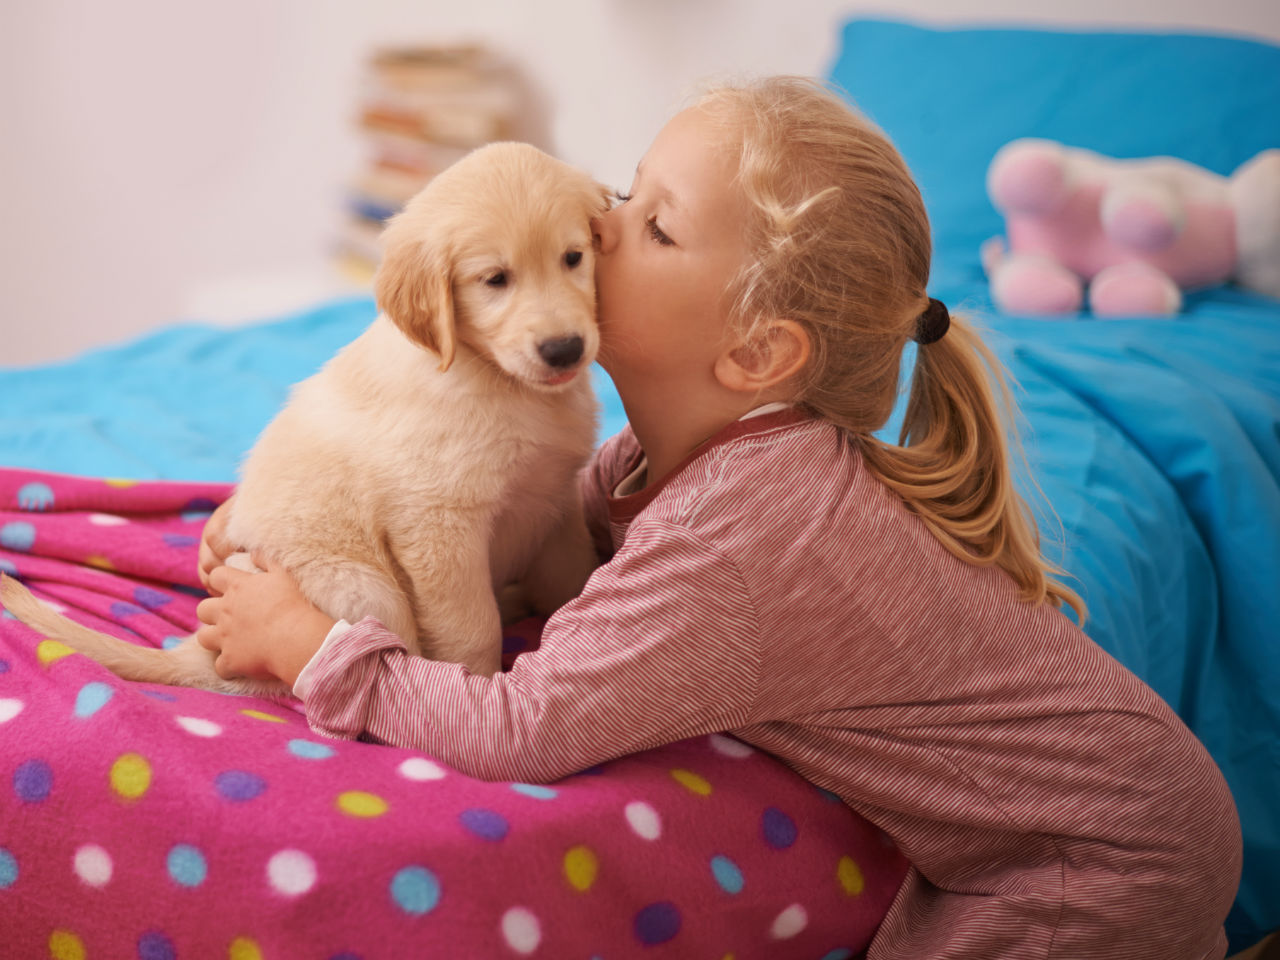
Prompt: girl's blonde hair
<box><xmin>697</xmin><ymin>76</ymin><xmax>1085</xmax><ymax>619</ymax></box>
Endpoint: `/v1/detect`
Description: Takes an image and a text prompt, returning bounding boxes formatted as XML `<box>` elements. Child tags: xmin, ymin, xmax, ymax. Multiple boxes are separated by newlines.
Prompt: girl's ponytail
<box><xmin>859</xmin><ymin>314</ymin><xmax>1086</xmax><ymax>620</ymax></box>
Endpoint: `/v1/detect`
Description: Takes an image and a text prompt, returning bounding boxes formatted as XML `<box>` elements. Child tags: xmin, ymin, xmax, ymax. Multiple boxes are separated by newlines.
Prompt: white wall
<box><xmin>2</xmin><ymin>0</ymin><xmax>1278</xmax><ymax>368</ymax></box>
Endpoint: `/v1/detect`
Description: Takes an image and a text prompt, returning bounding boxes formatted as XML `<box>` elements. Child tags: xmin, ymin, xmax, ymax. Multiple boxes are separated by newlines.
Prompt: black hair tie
<box><xmin>915</xmin><ymin>298</ymin><xmax>950</xmax><ymax>345</ymax></box>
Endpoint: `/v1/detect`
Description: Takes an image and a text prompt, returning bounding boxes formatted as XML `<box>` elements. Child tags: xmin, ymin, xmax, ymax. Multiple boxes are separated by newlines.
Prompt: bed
<box><xmin>3</xmin><ymin>18</ymin><xmax>1278</xmax><ymax>958</ymax></box>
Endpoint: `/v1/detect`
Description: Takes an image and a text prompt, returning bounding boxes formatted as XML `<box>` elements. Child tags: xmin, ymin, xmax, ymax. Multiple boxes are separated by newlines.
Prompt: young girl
<box><xmin>194</xmin><ymin>77</ymin><xmax>1241</xmax><ymax>958</ymax></box>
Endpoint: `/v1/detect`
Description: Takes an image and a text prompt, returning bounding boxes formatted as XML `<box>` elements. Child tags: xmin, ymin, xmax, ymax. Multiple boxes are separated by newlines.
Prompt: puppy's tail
<box><xmin>0</xmin><ymin>573</ymin><xmax>285</xmax><ymax>698</ymax></box>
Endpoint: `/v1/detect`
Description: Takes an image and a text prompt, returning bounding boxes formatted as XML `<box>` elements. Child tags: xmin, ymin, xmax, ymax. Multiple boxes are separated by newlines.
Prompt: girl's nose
<box><xmin>591</xmin><ymin>209</ymin><xmax>617</xmax><ymax>256</ymax></box>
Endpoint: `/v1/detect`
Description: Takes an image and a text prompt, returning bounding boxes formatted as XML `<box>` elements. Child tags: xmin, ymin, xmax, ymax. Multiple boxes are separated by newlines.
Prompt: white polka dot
<box><xmin>175</xmin><ymin>716</ymin><xmax>222</xmax><ymax>737</ymax></box>
<box><xmin>770</xmin><ymin>903</ymin><xmax>808</xmax><ymax>939</ymax></box>
<box><xmin>88</xmin><ymin>513</ymin><xmax>128</xmax><ymax>526</ymax></box>
<box><xmin>501</xmin><ymin>907</ymin><xmax>541</xmax><ymax>954</ymax></box>
<box><xmin>73</xmin><ymin>844</ymin><xmax>113</xmax><ymax>887</ymax></box>
<box><xmin>624</xmin><ymin>801</ymin><xmax>661</xmax><ymax>841</ymax></box>
<box><xmin>0</xmin><ymin>699</ymin><xmax>23</xmax><ymax>724</ymax></box>
<box><xmin>398</xmin><ymin>757</ymin><xmax>446</xmax><ymax>781</ymax></box>
<box><xmin>708</xmin><ymin>733</ymin><xmax>755</xmax><ymax>758</ymax></box>
<box><xmin>267</xmin><ymin>849</ymin><xmax>317</xmax><ymax>897</ymax></box>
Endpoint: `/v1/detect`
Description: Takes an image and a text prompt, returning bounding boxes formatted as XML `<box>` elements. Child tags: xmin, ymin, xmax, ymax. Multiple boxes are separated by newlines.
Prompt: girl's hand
<box><xmin>198</xmin><ymin>497</ymin><xmax>238</xmax><ymax>592</ymax></box>
<box><xmin>195</xmin><ymin>553</ymin><xmax>337</xmax><ymax>687</ymax></box>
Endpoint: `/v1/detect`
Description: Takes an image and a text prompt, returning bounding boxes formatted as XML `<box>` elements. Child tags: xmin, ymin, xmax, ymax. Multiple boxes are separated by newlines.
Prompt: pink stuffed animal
<box><xmin>981</xmin><ymin>138</ymin><xmax>1280</xmax><ymax>316</ymax></box>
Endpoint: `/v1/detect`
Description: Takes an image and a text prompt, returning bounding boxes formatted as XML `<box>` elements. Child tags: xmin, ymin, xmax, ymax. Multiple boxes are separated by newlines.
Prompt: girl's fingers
<box><xmin>195</xmin><ymin>596</ymin><xmax>221</xmax><ymax>626</ymax></box>
<box><xmin>208</xmin><ymin>563</ymin><xmax>251</xmax><ymax>595</ymax></box>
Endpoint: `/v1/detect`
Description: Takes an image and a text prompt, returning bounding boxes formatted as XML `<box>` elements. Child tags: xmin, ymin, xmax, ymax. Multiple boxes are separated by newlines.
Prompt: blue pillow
<box><xmin>826</xmin><ymin>19</ymin><xmax>1280</xmax><ymax>270</ymax></box>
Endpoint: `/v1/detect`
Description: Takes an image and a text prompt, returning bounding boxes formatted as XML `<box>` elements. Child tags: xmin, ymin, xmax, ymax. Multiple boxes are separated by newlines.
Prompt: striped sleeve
<box><xmin>300</xmin><ymin>518</ymin><xmax>762</xmax><ymax>783</ymax></box>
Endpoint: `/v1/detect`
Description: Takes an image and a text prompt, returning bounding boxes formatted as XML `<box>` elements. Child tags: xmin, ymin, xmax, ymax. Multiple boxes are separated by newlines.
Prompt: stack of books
<box><xmin>338</xmin><ymin>45</ymin><xmax>521</xmax><ymax>282</ymax></box>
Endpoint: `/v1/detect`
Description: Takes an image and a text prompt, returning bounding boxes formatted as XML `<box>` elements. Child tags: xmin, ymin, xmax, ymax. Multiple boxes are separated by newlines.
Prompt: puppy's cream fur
<box><xmin>1</xmin><ymin>142</ymin><xmax>609</xmax><ymax>697</ymax></box>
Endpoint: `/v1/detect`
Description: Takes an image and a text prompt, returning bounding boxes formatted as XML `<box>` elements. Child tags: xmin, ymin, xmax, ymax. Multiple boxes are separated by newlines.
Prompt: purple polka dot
<box><xmin>133</xmin><ymin>586</ymin><xmax>172</xmax><ymax>610</ymax></box>
<box><xmin>137</xmin><ymin>930</ymin><xmax>177</xmax><ymax>960</ymax></box>
<box><xmin>141</xmin><ymin>689</ymin><xmax>178</xmax><ymax>702</ymax></box>
<box><xmin>109</xmin><ymin>601</ymin><xmax>146</xmax><ymax>619</ymax></box>
<box><xmin>215</xmin><ymin>770</ymin><xmax>266</xmax><ymax>802</ymax></box>
<box><xmin>762</xmin><ymin>806</ymin><xmax>797</xmax><ymax>849</ymax></box>
<box><xmin>459</xmin><ymin>808</ymin><xmax>509</xmax><ymax>841</ymax></box>
<box><xmin>328</xmin><ymin>953</ymin><xmax>364</xmax><ymax>960</ymax></box>
<box><xmin>634</xmin><ymin>901</ymin><xmax>681</xmax><ymax>945</ymax></box>
<box><xmin>162</xmin><ymin>534</ymin><xmax>198</xmax><ymax>549</ymax></box>
<box><xmin>0</xmin><ymin>659</ymin><xmax>9</xmax><ymax>674</ymax></box>
<box><xmin>183</xmin><ymin>497</ymin><xmax>219</xmax><ymax>515</ymax></box>
<box><xmin>14</xmin><ymin>759</ymin><xmax>53</xmax><ymax>803</ymax></box>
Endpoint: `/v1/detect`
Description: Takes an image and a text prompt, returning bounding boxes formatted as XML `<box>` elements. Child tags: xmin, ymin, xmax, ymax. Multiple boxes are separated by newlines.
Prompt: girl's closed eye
<box><xmin>646</xmin><ymin>216</ymin><xmax>675</xmax><ymax>247</ymax></box>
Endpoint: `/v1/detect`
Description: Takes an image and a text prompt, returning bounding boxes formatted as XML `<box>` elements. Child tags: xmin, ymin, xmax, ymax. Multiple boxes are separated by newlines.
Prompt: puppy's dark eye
<box><xmin>485</xmin><ymin>272</ymin><xmax>508</xmax><ymax>288</ymax></box>
<box><xmin>564</xmin><ymin>250</ymin><xmax>583</xmax><ymax>268</ymax></box>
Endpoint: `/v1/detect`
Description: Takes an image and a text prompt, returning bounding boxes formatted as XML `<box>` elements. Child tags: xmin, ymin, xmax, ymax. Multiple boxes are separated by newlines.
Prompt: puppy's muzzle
<box><xmin>538</xmin><ymin>336</ymin><xmax>585</xmax><ymax>370</ymax></box>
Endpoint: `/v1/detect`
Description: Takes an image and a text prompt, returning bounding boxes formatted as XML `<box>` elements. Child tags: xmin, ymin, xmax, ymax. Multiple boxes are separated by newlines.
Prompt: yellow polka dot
<box><xmin>228</xmin><ymin>937</ymin><xmax>263</xmax><ymax>960</ymax></box>
<box><xmin>48</xmin><ymin>930</ymin><xmax>86</xmax><ymax>960</ymax></box>
<box><xmin>240</xmin><ymin>709</ymin><xmax>286</xmax><ymax>724</ymax></box>
<box><xmin>104</xmin><ymin>478</ymin><xmax>138</xmax><ymax>488</ymax></box>
<box><xmin>110</xmin><ymin>752</ymin><xmax>152</xmax><ymax>800</ymax></box>
<box><xmin>37</xmin><ymin>640</ymin><xmax>77</xmax><ymax>667</ymax></box>
<box><xmin>563</xmin><ymin>845</ymin><xmax>598</xmax><ymax>892</ymax></box>
<box><xmin>85</xmin><ymin>555</ymin><xmax>114</xmax><ymax>571</ymax></box>
<box><xmin>670</xmin><ymin>768</ymin><xmax>712</xmax><ymax>796</ymax></box>
<box><xmin>838</xmin><ymin>854</ymin><xmax>865</xmax><ymax>896</ymax></box>
<box><xmin>337</xmin><ymin>790</ymin><xmax>388</xmax><ymax>818</ymax></box>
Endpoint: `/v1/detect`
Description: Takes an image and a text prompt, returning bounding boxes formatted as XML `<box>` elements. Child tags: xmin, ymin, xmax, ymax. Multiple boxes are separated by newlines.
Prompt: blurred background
<box><xmin>2</xmin><ymin>0</ymin><xmax>1278</xmax><ymax>368</ymax></box>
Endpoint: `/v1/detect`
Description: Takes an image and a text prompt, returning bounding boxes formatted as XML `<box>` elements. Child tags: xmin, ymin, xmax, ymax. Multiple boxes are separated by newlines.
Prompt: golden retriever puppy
<box><xmin>0</xmin><ymin>142</ymin><xmax>609</xmax><ymax>697</ymax></box>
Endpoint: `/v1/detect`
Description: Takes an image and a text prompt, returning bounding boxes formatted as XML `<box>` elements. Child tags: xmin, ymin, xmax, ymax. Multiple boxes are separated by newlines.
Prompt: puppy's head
<box><xmin>375</xmin><ymin>142</ymin><xmax>610</xmax><ymax>388</ymax></box>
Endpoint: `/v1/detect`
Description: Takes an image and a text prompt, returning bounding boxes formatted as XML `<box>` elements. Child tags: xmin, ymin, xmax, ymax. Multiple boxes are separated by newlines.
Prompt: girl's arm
<box><xmin>261</xmin><ymin>519</ymin><xmax>760</xmax><ymax>783</ymax></box>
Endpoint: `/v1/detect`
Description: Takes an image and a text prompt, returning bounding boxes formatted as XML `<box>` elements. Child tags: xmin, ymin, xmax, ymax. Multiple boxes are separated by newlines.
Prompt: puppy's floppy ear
<box><xmin>374</xmin><ymin>215</ymin><xmax>457</xmax><ymax>372</ymax></box>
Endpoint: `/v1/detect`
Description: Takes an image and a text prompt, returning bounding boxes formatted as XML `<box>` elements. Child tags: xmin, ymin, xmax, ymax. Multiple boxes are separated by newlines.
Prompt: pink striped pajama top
<box><xmin>298</xmin><ymin>408</ymin><xmax>1241</xmax><ymax>959</ymax></box>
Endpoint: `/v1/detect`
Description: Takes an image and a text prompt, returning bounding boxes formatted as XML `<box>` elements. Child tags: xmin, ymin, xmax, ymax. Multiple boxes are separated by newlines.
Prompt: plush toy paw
<box><xmin>1088</xmin><ymin>262</ymin><xmax>1182</xmax><ymax>316</ymax></box>
<box><xmin>986</xmin><ymin>249</ymin><xmax>1084</xmax><ymax>315</ymax></box>
<box><xmin>1100</xmin><ymin>181</ymin><xmax>1183</xmax><ymax>252</ymax></box>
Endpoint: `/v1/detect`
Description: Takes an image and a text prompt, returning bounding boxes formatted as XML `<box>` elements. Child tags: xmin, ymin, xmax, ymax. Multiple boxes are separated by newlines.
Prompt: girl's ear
<box><xmin>374</xmin><ymin>215</ymin><xmax>457</xmax><ymax>372</ymax></box>
<box><xmin>714</xmin><ymin>319</ymin><xmax>811</xmax><ymax>393</ymax></box>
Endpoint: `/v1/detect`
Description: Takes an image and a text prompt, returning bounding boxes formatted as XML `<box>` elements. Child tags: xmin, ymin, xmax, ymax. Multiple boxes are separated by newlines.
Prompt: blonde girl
<box><xmin>195</xmin><ymin>77</ymin><xmax>1241</xmax><ymax>958</ymax></box>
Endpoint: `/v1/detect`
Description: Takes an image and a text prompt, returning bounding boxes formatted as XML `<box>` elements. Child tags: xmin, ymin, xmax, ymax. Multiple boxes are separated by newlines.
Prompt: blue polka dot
<box><xmin>820</xmin><ymin>950</ymin><xmax>855</xmax><ymax>960</ymax></box>
<box><xmin>162</xmin><ymin>534</ymin><xmax>198</xmax><ymax>549</ymax></box>
<box><xmin>133</xmin><ymin>586</ymin><xmax>172</xmax><ymax>610</ymax></box>
<box><xmin>762</xmin><ymin>806</ymin><xmax>797</xmax><ymax>849</ymax></box>
<box><xmin>16</xmin><ymin>482</ymin><xmax>54</xmax><ymax>511</ymax></box>
<box><xmin>137</xmin><ymin>930</ymin><xmax>177</xmax><ymax>960</ymax></box>
<box><xmin>162</xmin><ymin>636</ymin><xmax>185</xmax><ymax>650</ymax></box>
<box><xmin>390</xmin><ymin>866</ymin><xmax>440</xmax><ymax>915</ymax></box>
<box><xmin>170</xmin><ymin>583</ymin><xmax>206</xmax><ymax>598</ymax></box>
<box><xmin>14</xmin><ymin>759</ymin><xmax>52</xmax><ymax>803</ymax></box>
<box><xmin>0</xmin><ymin>558</ymin><xmax>16</xmax><ymax>577</ymax></box>
<box><xmin>74</xmin><ymin>682</ymin><xmax>115</xmax><ymax>718</ymax></box>
<box><xmin>0</xmin><ymin>522</ymin><xmax>36</xmax><ymax>552</ymax></box>
<box><xmin>215</xmin><ymin>770</ymin><xmax>266</xmax><ymax>802</ymax></box>
<box><xmin>710</xmin><ymin>855</ymin><xmax>744</xmax><ymax>894</ymax></box>
<box><xmin>0</xmin><ymin>848</ymin><xmax>16</xmax><ymax>888</ymax></box>
<box><xmin>817</xmin><ymin>787</ymin><xmax>843</xmax><ymax>803</ymax></box>
<box><xmin>288</xmin><ymin>739</ymin><xmax>335</xmax><ymax>760</ymax></box>
<box><xmin>634</xmin><ymin>901</ymin><xmax>681</xmax><ymax>945</ymax></box>
<box><xmin>509</xmin><ymin>782</ymin><xmax>557</xmax><ymax>800</ymax></box>
<box><xmin>180</xmin><ymin>498</ymin><xmax>218</xmax><ymax>522</ymax></box>
<box><xmin>167</xmin><ymin>844</ymin><xmax>207</xmax><ymax>887</ymax></box>
<box><xmin>109</xmin><ymin>601</ymin><xmax>147</xmax><ymax>619</ymax></box>
<box><xmin>459</xmin><ymin>808</ymin><xmax>509</xmax><ymax>841</ymax></box>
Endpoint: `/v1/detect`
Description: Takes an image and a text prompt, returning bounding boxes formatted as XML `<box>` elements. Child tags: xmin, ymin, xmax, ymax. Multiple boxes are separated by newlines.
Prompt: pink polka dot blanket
<box><xmin>0</xmin><ymin>468</ymin><xmax>907</xmax><ymax>960</ymax></box>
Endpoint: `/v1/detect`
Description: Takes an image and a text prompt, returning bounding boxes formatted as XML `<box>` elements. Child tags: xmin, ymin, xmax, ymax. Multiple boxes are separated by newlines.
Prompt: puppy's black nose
<box><xmin>538</xmin><ymin>336</ymin><xmax>584</xmax><ymax>369</ymax></box>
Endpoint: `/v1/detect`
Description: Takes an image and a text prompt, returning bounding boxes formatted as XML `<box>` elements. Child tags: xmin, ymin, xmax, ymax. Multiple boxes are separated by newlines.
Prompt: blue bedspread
<box><xmin>4</xmin><ymin>281</ymin><xmax>1278</xmax><ymax>945</ymax></box>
